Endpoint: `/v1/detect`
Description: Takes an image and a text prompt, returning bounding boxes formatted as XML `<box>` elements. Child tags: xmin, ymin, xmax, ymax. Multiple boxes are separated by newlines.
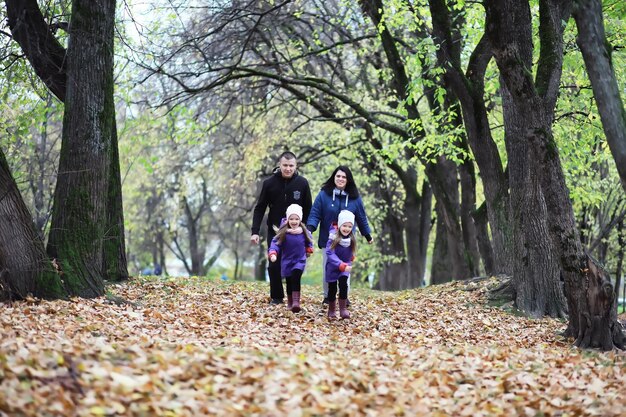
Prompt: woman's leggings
<box><xmin>327</xmin><ymin>276</ymin><xmax>348</xmax><ymax>302</ymax></box>
<box><xmin>285</xmin><ymin>269</ymin><xmax>303</xmax><ymax>294</ymax></box>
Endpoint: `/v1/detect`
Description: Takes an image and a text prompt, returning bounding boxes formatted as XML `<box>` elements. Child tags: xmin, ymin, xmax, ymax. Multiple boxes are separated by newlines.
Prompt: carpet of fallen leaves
<box><xmin>1</xmin><ymin>277</ymin><xmax>625</xmax><ymax>417</ymax></box>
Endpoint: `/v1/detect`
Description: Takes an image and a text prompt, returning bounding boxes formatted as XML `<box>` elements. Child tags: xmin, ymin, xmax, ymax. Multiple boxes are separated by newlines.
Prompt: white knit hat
<box><xmin>337</xmin><ymin>210</ymin><xmax>355</xmax><ymax>227</ymax></box>
<box><xmin>285</xmin><ymin>204</ymin><xmax>303</xmax><ymax>221</ymax></box>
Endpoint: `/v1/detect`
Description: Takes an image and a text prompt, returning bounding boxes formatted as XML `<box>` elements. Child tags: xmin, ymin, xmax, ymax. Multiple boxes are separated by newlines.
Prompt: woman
<box><xmin>306</xmin><ymin>166</ymin><xmax>373</xmax><ymax>304</ymax></box>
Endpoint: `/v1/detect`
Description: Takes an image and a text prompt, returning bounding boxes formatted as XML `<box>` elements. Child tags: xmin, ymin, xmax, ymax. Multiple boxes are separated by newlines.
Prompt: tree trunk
<box><xmin>183</xmin><ymin>196</ymin><xmax>205</xmax><ymax>276</ymax></box>
<box><xmin>502</xmin><ymin>88</ymin><xmax>568</xmax><ymax>318</ymax></box>
<box><xmin>103</xmin><ymin>122</ymin><xmax>128</xmax><ymax>281</ymax></box>
<box><xmin>0</xmin><ymin>149</ymin><xmax>64</xmax><ymax>300</ymax></box>
<box><xmin>430</xmin><ymin>203</ymin><xmax>451</xmax><ymax>285</ymax></box>
<box><xmin>573</xmin><ymin>0</ymin><xmax>626</xmax><ymax>192</ymax></box>
<box><xmin>417</xmin><ymin>181</ymin><xmax>432</xmax><ymax>284</ymax></box>
<box><xmin>615</xmin><ymin>218</ymin><xmax>624</xmax><ymax>307</ymax></box>
<box><xmin>486</xmin><ymin>0</ymin><xmax>625</xmax><ymax>348</ymax></box>
<box><xmin>359</xmin><ymin>1</ymin><xmax>465</xmax><ymax>284</ymax></box>
<box><xmin>428</xmin><ymin>0</ymin><xmax>513</xmax><ymax>276</ymax></box>
<box><xmin>46</xmin><ymin>0</ymin><xmax>116</xmax><ymax>298</ymax></box>
<box><xmin>377</xmin><ymin>207</ymin><xmax>410</xmax><ymax>290</ymax></box>
<box><xmin>5</xmin><ymin>0</ymin><xmax>67</xmax><ymax>101</ymax></box>
<box><xmin>425</xmin><ymin>159</ymin><xmax>473</xmax><ymax>280</ymax></box>
<box><xmin>472</xmin><ymin>202</ymin><xmax>496</xmax><ymax>275</ymax></box>
<box><xmin>362</xmin><ymin>139</ymin><xmax>429</xmax><ymax>289</ymax></box>
<box><xmin>458</xmin><ymin>134</ymin><xmax>482</xmax><ymax>277</ymax></box>
<box><xmin>403</xmin><ymin>167</ymin><xmax>431</xmax><ymax>288</ymax></box>
<box><xmin>486</xmin><ymin>0</ymin><xmax>568</xmax><ymax>318</ymax></box>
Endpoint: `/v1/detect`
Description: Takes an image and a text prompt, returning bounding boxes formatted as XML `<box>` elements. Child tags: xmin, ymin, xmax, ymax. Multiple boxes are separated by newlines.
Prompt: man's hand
<box><xmin>250</xmin><ymin>234</ymin><xmax>260</xmax><ymax>245</ymax></box>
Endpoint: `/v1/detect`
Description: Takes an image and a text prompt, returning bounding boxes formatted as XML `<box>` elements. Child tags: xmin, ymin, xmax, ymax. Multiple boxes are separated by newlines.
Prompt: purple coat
<box><xmin>325</xmin><ymin>225</ymin><xmax>355</xmax><ymax>283</ymax></box>
<box><xmin>268</xmin><ymin>223</ymin><xmax>314</xmax><ymax>277</ymax></box>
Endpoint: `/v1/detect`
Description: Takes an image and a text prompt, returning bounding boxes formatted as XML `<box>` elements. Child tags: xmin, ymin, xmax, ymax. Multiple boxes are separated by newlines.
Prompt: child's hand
<box><xmin>269</xmin><ymin>254</ymin><xmax>277</xmax><ymax>262</ymax></box>
<box><xmin>345</xmin><ymin>265</ymin><xmax>352</xmax><ymax>272</ymax></box>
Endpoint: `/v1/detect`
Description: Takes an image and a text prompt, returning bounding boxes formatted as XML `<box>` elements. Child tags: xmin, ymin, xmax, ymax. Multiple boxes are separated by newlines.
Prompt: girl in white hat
<box><xmin>268</xmin><ymin>204</ymin><xmax>314</xmax><ymax>312</ymax></box>
<box><xmin>325</xmin><ymin>210</ymin><xmax>357</xmax><ymax>319</ymax></box>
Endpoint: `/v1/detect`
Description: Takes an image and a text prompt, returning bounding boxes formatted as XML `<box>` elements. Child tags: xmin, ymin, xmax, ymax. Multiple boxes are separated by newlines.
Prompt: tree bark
<box><xmin>5</xmin><ymin>0</ymin><xmax>67</xmax><ymax>101</ymax></box>
<box><xmin>46</xmin><ymin>0</ymin><xmax>117</xmax><ymax>297</ymax></box>
<box><xmin>0</xmin><ymin>149</ymin><xmax>64</xmax><ymax>300</ymax></box>
<box><xmin>428</xmin><ymin>0</ymin><xmax>513</xmax><ymax>276</ymax></box>
<box><xmin>486</xmin><ymin>0</ymin><xmax>625</xmax><ymax>348</ymax></box>
<box><xmin>573</xmin><ymin>0</ymin><xmax>626</xmax><ymax>192</ymax></box>
<box><xmin>457</xmin><ymin>125</ymin><xmax>482</xmax><ymax>277</ymax></box>
<box><xmin>431</xmin><ymin>203</ymin><xmax>451</xmax><ymax>285</ymax></box>
<box><xmin>377</xmin><ymin>205</ymin><xmax>411</xmax><ymax>290</ymax></box>
<box><xmin>402</xmin><ymin>166</ymin><xmax>430</xmax><ymax>288</ymax></box>
<box><xmin>472</xmin><ymin>202</ymin><xmax>496</xmax><ymax>275</ymax></box>
<box><xmin>426</xmin><ymin>159</ymin><xmax>472</xmax><ymax>280</ymax></box>
<box><xmin>417</xmin><ymin>181</ymin><xmax>432</xmax><ymax>283</ymax></box>
<box><xmin>6</xmin><ymin>0</ymin><xmax>128</xmax><ymax>292</ymax></box>
<box><xmin>182</xmin><ymin>196</ymin><xmax>205</xmax><ymax>276</ymax></box>
<box><xmin>103</xmin><ymin>122</ymin><xmax>129</xmax><ymax>281</ymax></box>
<box><xmin>485</xmin><ymin>0</ymin><xmax>568</xmax><ymax>318</ymax></box>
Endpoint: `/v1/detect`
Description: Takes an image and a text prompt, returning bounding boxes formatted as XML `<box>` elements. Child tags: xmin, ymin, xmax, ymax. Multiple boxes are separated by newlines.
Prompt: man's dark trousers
<box><xmin>267</xmin><ymin>234</ymin><xmax>284</xmax><ymax>301</ymax></box>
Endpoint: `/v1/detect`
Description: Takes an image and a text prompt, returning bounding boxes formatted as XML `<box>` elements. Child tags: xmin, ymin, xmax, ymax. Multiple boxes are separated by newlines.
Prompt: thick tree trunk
<box><xmin>425</xmin><ymin>158</ymin><xmax>473</xmax><ymax>280</ymax></box>
<box><xmin>486</xmin><ymin>0</ymin><xmax>568</xmax><ymax>318</ymax></box>
<box><xmin>0</xmin><ymin>149</ymin><xmax>64</xmax><ymax>300</ymax></box>
<box><xmin>500</xmin><ymin>87</ymin><xmax>568</xmax><ymax>318</ymax></box>
<box><xmin>403</xmin><ymin>167</ymin><xmax>431</xmax><ymax>288</ymax></box>
<box><xmin>428</xmin><ymin>0</ymin><xmax>513</xmax><ymax>276</ymax></box>
<box><xmin>472</xmin><ymin>203</ymin><xmax>496</xmax><ymax>276</ymax></box>
<box><xmin>103</xmin><ymin>123</ymin><xmax>128</xmax><ymax>281</ymax></box>
<box><xmin>573</xmin><ymin>0</ymin><xmax>626</xmax><ymax>192</ymax></box>
<box><xmin>487</xmin><ymin>0</ymin><xmax>625</xmax><ymax>348</ymax></box>
<box><xmin>458</xmin><ymin>136</ymin><xmax>482</xmax><ymax>277</ymax></box>
<box><xmin>46</xmin><ymin>0</ymin><xmax>116</xmax><ymax>298</ymax></box>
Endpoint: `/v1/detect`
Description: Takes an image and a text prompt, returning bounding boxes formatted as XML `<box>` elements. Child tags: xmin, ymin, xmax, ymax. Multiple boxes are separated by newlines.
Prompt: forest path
<box><xmin>1</xmin><ymin>277</ymin><xmax>624</xmax><ymax>416</ymax></box>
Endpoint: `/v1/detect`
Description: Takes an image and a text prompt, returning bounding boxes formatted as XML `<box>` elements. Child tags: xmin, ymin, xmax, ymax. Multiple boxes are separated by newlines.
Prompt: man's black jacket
<box><xmin>251</xmin><ymin>170</ymin><xmax>312</xmax><ymax>240</ymax></box>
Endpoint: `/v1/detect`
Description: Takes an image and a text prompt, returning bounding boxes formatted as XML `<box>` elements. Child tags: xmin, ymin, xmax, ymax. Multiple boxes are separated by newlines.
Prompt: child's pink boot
<box><xmin>291</xmin><ymin>291</ymin><xmax>301</xmax><ymax>313</ymax></box>
<box><xmin>327</xmin><ymin>300</ymin><xmax>337</xmax><ymax>320</ymax></box>
<box><xmin>338</xmin><ymin>299</ymin><xmax>350</xmax><ymax>319</ymax></box>
<box><xmin>287</xmin><ymin>293</ymin><xmax>293</xmax><ymax>310</ymax></box>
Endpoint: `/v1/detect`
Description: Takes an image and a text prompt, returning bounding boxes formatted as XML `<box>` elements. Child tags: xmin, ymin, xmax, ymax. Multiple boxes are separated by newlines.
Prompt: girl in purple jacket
<box><xmin>325</xmin><ymin>210</ymin><xmax>357</xmax><ymax>319</ymax></box>
<box><xmin>268</xmin><ymin>204</ymin><xmax>314</xmax><ymax>312</ymax></box>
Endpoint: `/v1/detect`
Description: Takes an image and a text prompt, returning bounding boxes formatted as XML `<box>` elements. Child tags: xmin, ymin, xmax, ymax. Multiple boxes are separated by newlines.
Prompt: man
<box><xmin>251</xmin><ymin>151</ymin><xmax>312</xmax><ymax>304</ymax></box>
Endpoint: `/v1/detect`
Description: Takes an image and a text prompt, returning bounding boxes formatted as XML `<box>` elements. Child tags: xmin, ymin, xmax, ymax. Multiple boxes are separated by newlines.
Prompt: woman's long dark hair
<box><xmin>320</xmin><ymin>165</ymin><xmax>359</xmax><ymax>198</ymax></box>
